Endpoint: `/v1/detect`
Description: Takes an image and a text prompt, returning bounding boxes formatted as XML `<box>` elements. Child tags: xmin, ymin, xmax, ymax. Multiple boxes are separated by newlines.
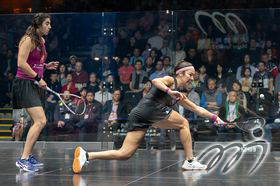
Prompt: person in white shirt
<box><xmin>95</xmin><ymin>82</ymin><xmax>112</xmax><ymax>105</ymax></box>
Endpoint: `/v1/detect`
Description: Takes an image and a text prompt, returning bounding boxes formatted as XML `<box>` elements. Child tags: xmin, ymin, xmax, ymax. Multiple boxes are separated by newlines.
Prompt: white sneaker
<box><xmin>72</xmin><ymin>147</ymin><xmax>88</xmax><ymax>173</ymax></box>
<box><xmin>182</xmin><ymin>158</ymin><xmax>207</xmax><ymax>170</ymax></box>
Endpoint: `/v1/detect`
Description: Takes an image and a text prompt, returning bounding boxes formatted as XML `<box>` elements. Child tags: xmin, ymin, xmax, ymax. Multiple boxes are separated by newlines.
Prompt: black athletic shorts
<box><xmin>12</xmin><ymin>78</ymin><xmax>45</xmax><ymax>109</ymax></box>
<box><xmin>126</xmin><ymin>98</ymin><xmax>173</xmax><ymax>131</ymax></box>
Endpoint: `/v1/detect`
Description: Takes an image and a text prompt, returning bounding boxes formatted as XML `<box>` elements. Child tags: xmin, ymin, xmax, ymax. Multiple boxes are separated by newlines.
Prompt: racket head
<box><xmin>58</xmin><ymin>92</ymin><xmax>87</xmax><ymax>115</ymax></box>
<box><xmin>236</xmin><ymin>117</ymin><xmax>266</xmax><ymax>133</ymax></box>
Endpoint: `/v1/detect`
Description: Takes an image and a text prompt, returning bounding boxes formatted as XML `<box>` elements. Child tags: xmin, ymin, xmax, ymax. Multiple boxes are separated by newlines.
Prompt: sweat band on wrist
<box><xmin>165</xmin><ymin>88</ymin><xmax>171</xmax><ymax>94</ymax></box>
<box><xmin>211</xmin><ymin>114</ymin><xmax>217</xmax><ymax>122</ymax></box>
<box><xmin>34</xmin><ymin>74</ymin><xmax>41</xmax><ymax>81</ymax></box>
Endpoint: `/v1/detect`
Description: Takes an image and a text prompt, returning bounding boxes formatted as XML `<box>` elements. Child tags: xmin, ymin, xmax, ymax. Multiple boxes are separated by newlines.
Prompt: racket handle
<box><xmin>34</xmin><ymin>80</ymin><xmax>51</xmax><ymax>91</ymax></box>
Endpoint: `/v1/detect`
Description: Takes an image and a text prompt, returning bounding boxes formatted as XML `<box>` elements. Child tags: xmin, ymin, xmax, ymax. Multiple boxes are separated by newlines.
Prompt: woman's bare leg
<box><xmin>21</xmin><ymin>106</ymin><xmax>47</xmax><ymax>159</ymax></box>
<box><xmin>152</xmin><ymin>110</ymin><xmax>193</xmax><ymax>160</ymax></box>
<box><xmin>88</xmin><ymin>128</ymin><xmax>147</xmax><ymax>160</ymax></box>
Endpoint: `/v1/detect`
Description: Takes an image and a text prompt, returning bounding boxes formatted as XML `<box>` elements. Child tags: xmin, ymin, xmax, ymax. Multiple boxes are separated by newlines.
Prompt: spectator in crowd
<box><xmin>270</xmin><ymin>91</ymin><xmax>280</xmax><ymax>123</ymax></box>
<box><xmin>236</xmin><ymin>54</ymin><xmax>257</xmax><ymax>82</ymax></box>
<box><xmin>240</xmin><ymin>67</ymin><xmax>253</xmax><ymax>96</ymax></box>
<box><xmin>252</xmin><ymin>61</ymin><xmax>274</xmax><ymax>95</ymax></box>
<box><xmin>101</xmin><ymin>57</ymin><xmax>118</xmax><ymax>79</ymax></box>
<box><xmin>248</xmin><ymin>39</ymin><xmax>261</xmax><ymax>64</ymax></box>
<box><xmin>129</xmin><ymin>60</ymin><xmax>148</xmax><ymax>92</ymax></box>
<box><xmin>72</xmin><ymin>60</ymin><xmax>89</xmax><ymax>90</ymax></box>
<box><xmin>149</xmin><ymin>60</ymin><xmax>168</xmax><ymax>80</ymax></box>
<box><xmin>105</xmin><ymin>74</ymin><xmax>118</xmax><ymax>93</ymax></box>
<box><xmin>0</xmin><ymin>71</ymin><xmax>14</xmax><ymax>107</ymax></box>
<box><xmin>61</xmin><ymin>73</ymin><xmax>79</xmax><ymax>94</ymax></box>
<box><xmin>66</xmin><ymin>55</ymin><xmax>78</xmax><ymax>73</ymax></box>
<box><xmin>230</xmin><ymin>81</ymin><xmax>248</xmax><ymax>111</ymax></box>
<box><xmin>191</xmin><ymin>70</ymin><xmax>205</xmax><ymax>96</ymax></box>
<box><xmin>275</xmin><ymin>64</ymin><xmax>280</xmax><ymax>94</ymax></box>
<box><xmin>73</xmin><ymin>87</ymin><xmax>87</xmax><ymax>107</ymax></box>
<box><xmin>12</xmin><ymin>109</ymin><xmax>31</xmax><ymax>141</ymax></box>
<box><xmin>91</xmin><ymin>36</ymin><xmax>109</xmax><ymax>59</ymax></box>
<box><xmin>160</xmin><ymin>39</ymin><xmax>172</xmax><ymax>58</ymax></box>
<box><xmin>141</xmin><ymin>80</ymin><xmax>152</xmax><ymax>97</ymax></box>
<box><xmin>181</xmin><ymin>83</ymin><xmax>200</xmax><ymax>120</ymax></box>
<box><xmin>201</xmin><ymin>49</ymin><xmax>218</xmax><ymax>77</ymax></box>
<box><xmin>201</xmin><ymin>78</ymin><xmax>223</xmax><ymax>114</ymax></box>
<box><xmin>185</xmin><ymin>48</ymin><xmax>200</xmax><ymax>69</ymax></box>
<box><xmin>52</xmin><ymin>90</ymin><xmax>76</xmax><ymax>136</ymax></box>
<box><xmin>129</xmin><ymin>48</ymin><xmax>144</xmax><ymax>65</ymax></box>
<box><xmin>103</xmin><ymin>89</ymin><xmax>127</xmax><ymax>129</ymax></box>
<box><xmin>74</xmin><ymin>91</ymin><xmax>102</xmax><ymax>141</ymax></box>
<box><xmin>150</xmin><ymin>48</ymin><xmax>159</xmax><ymax>64</ymax></box>
<box><xmin>162</xmin><ymin>56</ymin><xmax>173</xmax><ymax>75</ymax></box>
<box><xmin>143</xmin><ymin>56</ymin><xmax>155</xmax><ymax>76</ymax></box>
<box><xmin>95</xmin><ymin>82</ymin><xmax>112</xmax><ymax>105</ymax></box>
<box><xmin>115</xmin><ymin>28</ymin><xmax>130</xmax><ymax>57</ymax></box>
<box><xmin>147</xmin><ymin>31</ymin><xmax>164</xmax><ymax>50</ymax></box>
<box><xmin>1</xmin><ymin>48</ymin><xmax>17</xmax><ymax>78</ymax></box>
<box><xmin>133</xmin><ymin>30</ymin><xmax>146</xmax><ymax>51</ymax></box>
<box><xmin>46</xmin><ymin>73</ymin><xmax>61</xmax><ymax>122</ymax></box>
<box><xmin>198</xmin><ymin>64</ymin><xmax>209</xmax><ymax>84</ymax></box>
<box><xmin>173</xmin><ymin>41</ymin><xmax>186</xmax><ymax>64</ymax></box>
<box><xmin>218</xmin><ymin>91</ymin><xmax>246</xmax><ymax>140</ymax></box>
<box><xmin>86</xmin><ymin>72</ymin><xmax>100</xmax><ymax>94</ymax></box>
<box><xmin>57</xmin><ymin>64</ymin><xmax>68</xmax><ymax>86</ymax></box>
<box><xmin>118</xmin><ymin>56</ymin><xmax>134</xmax><ymax>92</ymax></box>
<box><xmin>142</xmin><ymin>43</ymin><xmax>152</xmax><ymax>60</ymax></box>
<box><xmin>214</xmin><ymin>64</ymin><xmax>226</xmax><ymax>92</ymax></box>
<box><xmin>261</xmin><ymin>52</ymin><xmax>278</xmax><ymax>78</ymax></box>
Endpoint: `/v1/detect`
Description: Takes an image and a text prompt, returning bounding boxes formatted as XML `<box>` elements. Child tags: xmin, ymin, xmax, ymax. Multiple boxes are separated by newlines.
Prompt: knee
<box><xmin>36</xmin><ymin>117</ymin><xmax>47</xmax><ymax>128</ymax></box>
<box><xmin>118</xmin><ymin>149</ymin><xmax>134</xmax><ymax>160</ymax></box>
<box><xmin>180</xmin><ymin>120</ymin><xmax>190</xmax><ymax>129</ymax></box>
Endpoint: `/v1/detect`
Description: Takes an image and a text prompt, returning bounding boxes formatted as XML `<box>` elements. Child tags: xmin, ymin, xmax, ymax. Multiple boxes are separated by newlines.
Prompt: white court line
<box><xmin>123</xmin><ymin>160</ymin><xmax>183</xmax><ymax>186</ymax></box>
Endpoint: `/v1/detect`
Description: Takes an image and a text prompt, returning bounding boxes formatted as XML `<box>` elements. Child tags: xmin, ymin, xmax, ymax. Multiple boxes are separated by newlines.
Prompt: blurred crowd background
<box><xmin>0</xmin><ymin>6</ymin><xmax>280</xmax><ymax>147</ymax></box>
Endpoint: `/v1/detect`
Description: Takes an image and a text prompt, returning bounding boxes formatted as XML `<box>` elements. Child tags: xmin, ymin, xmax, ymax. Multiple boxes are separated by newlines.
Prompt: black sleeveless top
<box><xmin>144</xmin><ymin>76</ymin><xmax>178</xmax><ymax>107</ymax></box>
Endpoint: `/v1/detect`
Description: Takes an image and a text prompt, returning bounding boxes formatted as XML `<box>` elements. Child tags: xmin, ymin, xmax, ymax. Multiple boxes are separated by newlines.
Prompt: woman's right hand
<box><xmin>168</xmin><ymin>90</ymin><xmax>185</xmax><ymax>101</ymax></box>
<box><xmin>38</xmin><ymin>79</ymin><xmax>47</xmax><ymax>89</ymax></box>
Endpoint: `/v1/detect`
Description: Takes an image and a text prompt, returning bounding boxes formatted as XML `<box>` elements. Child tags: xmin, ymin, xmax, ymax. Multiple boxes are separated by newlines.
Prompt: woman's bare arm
<box><xmin>151</xmin><ymin>76</ymin><xmax>174</xmax><ymax>91</ymax></box>
<box><xmin>17</xmin><ymin>36</ymin><xmax>38</xmax><ymax>78</ymax></box>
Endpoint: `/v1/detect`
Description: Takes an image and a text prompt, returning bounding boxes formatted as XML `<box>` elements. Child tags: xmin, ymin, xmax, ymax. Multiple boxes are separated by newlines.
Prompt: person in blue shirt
<box><xmin>200</xmin><ymin>78</ymin><xmax>223</xmax><ymax>114</ymax></box>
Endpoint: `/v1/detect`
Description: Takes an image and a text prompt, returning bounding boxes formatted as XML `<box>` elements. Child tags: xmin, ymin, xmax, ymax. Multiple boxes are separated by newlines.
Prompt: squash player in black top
<box><xmin>72</xmin><ymin>61</ymin><xmax>225</xmax><ymax>173</ymax></box>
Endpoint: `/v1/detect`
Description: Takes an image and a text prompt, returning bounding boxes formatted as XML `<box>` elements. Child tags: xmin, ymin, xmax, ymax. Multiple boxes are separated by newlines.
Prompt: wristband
<box><xmin>211</xmin><ymin>114</ymin><xmax>217</xmax><ymax>122</ymax></box>
<box><xmin>165</xmin><ymin>88</ymin><xmax>171</xmax><ymax>94</ymax></box>
<box><xmin>34</xmin><ymin>74</ymin><xmax>41</xmax><ymax>82</ymax></box>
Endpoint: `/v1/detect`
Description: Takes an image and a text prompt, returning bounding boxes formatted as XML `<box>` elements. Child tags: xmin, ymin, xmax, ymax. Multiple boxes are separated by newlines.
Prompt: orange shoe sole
<box><xmin>72</xmin><ymin>147</ymin><xmax>81</xmax><ymax>174</ymax></box>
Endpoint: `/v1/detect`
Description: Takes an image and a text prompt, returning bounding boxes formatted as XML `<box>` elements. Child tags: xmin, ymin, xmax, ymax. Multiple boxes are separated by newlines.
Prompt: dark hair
<box><xmin>233</xmin><ymin>81</ymin><xmax>242</xmax><ymax>88</ymax></box>
<box><xmin>176</xmin><ymin>41</ymin><xmax>183</xmax><ymax>50</ymax></box>
<box><xmin>81</xmin><ymin>87</ymin><xmax>87</xmax><ymax>92</ymax></box>
<box><xmin>86</xmin><ymin>91</ymin><xmax>95</xmax><ymax>97</ymax></box>
<box><xmin>23</xmin><ymin>13</ymin><xmax>51</xmax><ymax>48</ymax></box>
<box><xmin>241</xmin><ymin>67</ymin><xmax>251</xmax><ymax>78</ymax></box>
<box><xmin>123</xmin><ymin>56</ymin><xmax>130</xmax><ymax>61</ymax></box>
<box><xmin>135</xmin><ymin>60</ymin><xmax>142</xmax><ymax>65</ymax></box>
<box><xmin>258</xmin><ymin>61</ymin><xmax>266</xmax><ymax>66</ymax></box>
<box><xmin>66</xmin><ymin>73</ymin><xmax>72</xmax><ymax>77</ymax></box>
<box><xmin>58</xmin><ymin>64</ymin><xmax>68</xmax><ymax>75</ymax></box>
<box><xmin>163</xmin><ymin>56</ymin><xmax>171</xmax><ymax>62</ymax></box>
<box><xmin>174</xmin><ymin>60</ymin><xmax>193</xmax><ymax>75</ymax></box>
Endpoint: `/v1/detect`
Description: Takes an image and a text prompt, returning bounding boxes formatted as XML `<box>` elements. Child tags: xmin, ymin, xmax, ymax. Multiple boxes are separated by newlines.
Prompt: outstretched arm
<box><xmin>178</xmin><ymin>95</ymin><xmax>224</xmax><ymax>124</ymax></box>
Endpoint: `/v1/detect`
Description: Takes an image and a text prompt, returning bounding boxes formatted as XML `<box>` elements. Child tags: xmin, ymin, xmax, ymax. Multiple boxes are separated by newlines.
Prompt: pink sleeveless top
<box><xmin>16</xmin><ymin>42</ymin><xmax>46</xmax><ymax>80</ymax></box>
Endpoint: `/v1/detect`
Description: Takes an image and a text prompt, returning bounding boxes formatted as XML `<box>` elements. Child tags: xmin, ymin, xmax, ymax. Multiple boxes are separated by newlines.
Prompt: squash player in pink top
<box><xmin>13</xmin><ymin>13</ymin><xmax>59</xmax><ymax>172</ymax></box>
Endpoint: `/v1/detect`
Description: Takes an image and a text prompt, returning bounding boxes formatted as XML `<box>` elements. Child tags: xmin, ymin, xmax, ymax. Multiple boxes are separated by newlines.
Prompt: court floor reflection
<box><xmin>1</xmin><ymin>147</ymin><xmax>280</xmax><ymax>186</ymax></box>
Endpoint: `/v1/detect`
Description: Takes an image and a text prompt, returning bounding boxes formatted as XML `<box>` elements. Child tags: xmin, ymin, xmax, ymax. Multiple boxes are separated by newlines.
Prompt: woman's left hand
<box><xmin>45</xmin><ymin>61</ymin><xmax>59</xmax><ymax>70</ymax></box>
